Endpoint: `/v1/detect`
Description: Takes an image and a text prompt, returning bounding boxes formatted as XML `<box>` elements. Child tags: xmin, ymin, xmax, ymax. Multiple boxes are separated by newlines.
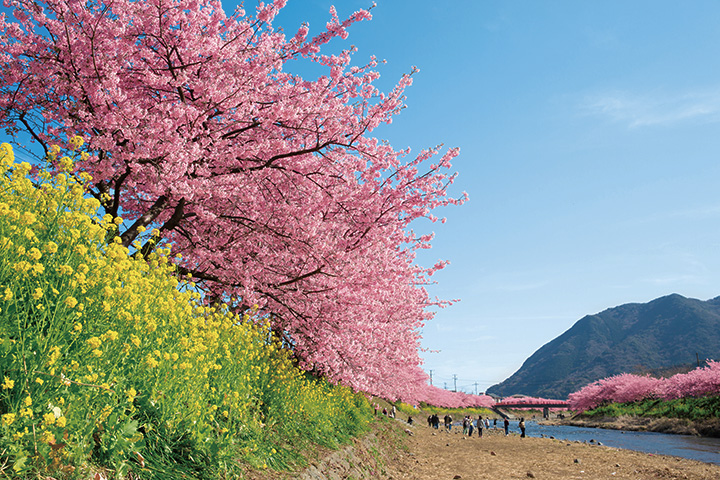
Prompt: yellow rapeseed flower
<box><xmin>43</xmin><ymin>412</ymin><xmax>55</xmax><ymax>425</ymax></box>
<box><xmin>0</xmin><ymin>142</ymin><xmax>14</xmax><ymax>161</ymax></box>
<box><xmin>58</xmin><ymin>265</ymin><xmax>73</xmax><ymax>276</ymax></box>
<box><xmin>48</xmin><ymin>346</ymin><xmax>61</xmax><ymax>365</ymax></box>
<box><xmin>69</xmin><ymin>135</ymin><xmax>84</xmax><ymax>149</ymax></box>
<box><xmin>56</xmin><ymin>416</ymin><xmax>67</xmax><ymax>428</ymax></box>
<box><xmin>1</xmin><ymin>413</ymin><xmax>16</xmax><ymax>426</ymax></box>
<box><xmin>21</xmin><ymin>211</ymin><xmax>37</xmax><ymax>225</ymax></box>
<box><xmin>59</xmin><ymin>156</ymin><xmax>74</xmax><ymax>171</ymax></box>
<box><xmin>102</xmin><ymin>330</ymin><xmax>118</xmax><ymax>341</ymax></box>
<box><xmin>27</xmin><ymin>247</ymin><xmax>42</xmax><ymax>261</ymax></box>
<box><xmin>64</xmin><ymin>296</ymin><xmax>78</xmax><ymax>308</ymax></box>
<box><xmin>79</xmin><ymin>171</ymin><xmax>93</xmax><ymax>183</ymax></box>
<box><xmin>2</xmin><ymin>377</ymin><xmax>14</xmax><ymax>390</ymax></box>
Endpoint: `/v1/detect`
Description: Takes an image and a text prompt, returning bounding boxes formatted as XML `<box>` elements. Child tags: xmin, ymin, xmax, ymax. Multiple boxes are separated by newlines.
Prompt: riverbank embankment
<box><xmin>547</xmin><ymin>415</ymin><xmax>720</xmax><ymax>437</ymax></box>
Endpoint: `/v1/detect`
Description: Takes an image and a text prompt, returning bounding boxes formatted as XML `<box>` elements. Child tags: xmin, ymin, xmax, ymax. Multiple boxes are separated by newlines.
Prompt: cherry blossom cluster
<box><xmin>568</xmin><ymin>361</ymin><xmax>720</xmax><ymax>412</ymax></box>
<box><xmin>417</xmin><ymin>386</ymin><xmax>495</xmax><ymax>409</ymax></box>
<box><xmin>0</xmin><ymin>0</ymin><xmax>465</xmax><ymax>402</ymax></box>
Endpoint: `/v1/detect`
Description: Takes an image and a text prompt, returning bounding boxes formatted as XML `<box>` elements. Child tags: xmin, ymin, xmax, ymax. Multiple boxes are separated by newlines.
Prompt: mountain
<box><xmin>486</xmin><ymin>294</ymin><xmax>720</xmax><ymax>399</ymax></box>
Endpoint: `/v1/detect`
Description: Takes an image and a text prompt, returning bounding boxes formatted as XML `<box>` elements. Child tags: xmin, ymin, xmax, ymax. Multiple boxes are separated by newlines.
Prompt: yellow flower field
<box><xmin>0</xmin><ymin>142</ymin><xmax>372</xmax><ymax>479</ymax></box>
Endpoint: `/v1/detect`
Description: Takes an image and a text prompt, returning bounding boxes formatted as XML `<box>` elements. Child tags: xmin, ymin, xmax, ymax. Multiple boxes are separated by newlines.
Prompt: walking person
<box><xmin>519</xmin><ymin>417</ymin><xmax>526</xmax><ymax>438</ymax></box>
<box><xmin>503</xmin><ymin>417</ymin><xmax>509</xmax><ymax>436</ymax></box>
<box><xmin>477</xmin><ymin>415</ymin><xmax>483</xmax><ymax>437</ymax></box>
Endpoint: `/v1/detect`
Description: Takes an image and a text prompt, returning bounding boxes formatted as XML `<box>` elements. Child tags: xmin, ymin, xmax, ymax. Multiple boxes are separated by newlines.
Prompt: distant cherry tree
<box><xmin>418</xmin><ymin>386</ymin><xmax>495</xmax><ymax>409</ymax></box>
<box><xmin>568</xmin><ymin>361</ymin><xmax>720</xmax><ymax>411</ymax></box>
<box><xmin>0</xmin><ymin>0</ymin><xmax>465</xmax><ymax>400</ymax></box>
<box><xmin>495</xmin><ymin>396</ymin><xmax>568</xmax><ymax>406</ymax></box>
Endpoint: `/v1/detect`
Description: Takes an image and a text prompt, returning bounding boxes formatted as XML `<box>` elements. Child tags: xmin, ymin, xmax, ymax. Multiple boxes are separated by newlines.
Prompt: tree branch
<box><xmin>120</xmin><ymin>195</ymin><xmax>169</xmax><ymax>247</ymax></box>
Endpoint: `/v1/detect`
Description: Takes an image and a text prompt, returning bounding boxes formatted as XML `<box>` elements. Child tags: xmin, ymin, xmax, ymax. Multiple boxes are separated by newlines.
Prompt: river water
<box><xmin>522</xmin><ymin>421</ymin><xmax>720</xmax><ymax>465</ymax></box>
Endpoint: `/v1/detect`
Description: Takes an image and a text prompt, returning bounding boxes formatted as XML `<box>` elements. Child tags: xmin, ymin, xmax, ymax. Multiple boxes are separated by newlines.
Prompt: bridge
<box><xmin>493</xmin><ymin>402</ymin><xmax>571</xmax><ymax>419</ymax></box>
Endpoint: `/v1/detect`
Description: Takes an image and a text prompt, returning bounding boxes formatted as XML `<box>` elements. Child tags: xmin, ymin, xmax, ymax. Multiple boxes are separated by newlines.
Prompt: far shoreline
<box><xmin>543</xmin><ymin>414</ymin><xmax>720</xmax><ymax>438</ymax></box>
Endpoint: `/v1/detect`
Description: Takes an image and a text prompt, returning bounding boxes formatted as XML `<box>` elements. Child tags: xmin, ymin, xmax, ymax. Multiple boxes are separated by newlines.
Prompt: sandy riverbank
<box><xmin>379</xmin><ymin>420</ymin><xmax>720</xmax><ymax>480</ymax></box>
<box><xmin>244</xmin><ymin>415</ymin><xmax>720</xmax><ymax>479</ymax></box>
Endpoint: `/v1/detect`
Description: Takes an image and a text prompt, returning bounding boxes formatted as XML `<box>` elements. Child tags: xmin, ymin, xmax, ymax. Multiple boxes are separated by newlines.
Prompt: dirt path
<box><xmin>382</xmin><ymin>421</ymin><xmax>720</xmax><ymax>480</ymax></box>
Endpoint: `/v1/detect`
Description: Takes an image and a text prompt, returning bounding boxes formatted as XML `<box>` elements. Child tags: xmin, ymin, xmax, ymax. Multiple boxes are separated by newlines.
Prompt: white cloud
<box><xmin>582</xmin><ymin>87</ymin><xmax>720</xmax><ymax>128</ymax></box>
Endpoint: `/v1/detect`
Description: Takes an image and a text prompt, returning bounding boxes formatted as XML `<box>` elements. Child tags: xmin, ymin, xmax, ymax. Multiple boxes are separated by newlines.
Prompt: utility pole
<box><xmin>453</xmin><ymin>374</ymin><xmax>458</xmax><ymax>392</ymax></box>
<box><xmin>443</xmin><ymin>382</ymin><xmax>447</xmax><ymax>390</ymax></box>
<box><xmin>474</xmin><ymin>382</ymin><xmax>478</xmax><ymax>395</ymax></box>
<box><xmin>429</xmin><ymin>370</ymin><xmax>433</xmax><ymax>386</ymax></box>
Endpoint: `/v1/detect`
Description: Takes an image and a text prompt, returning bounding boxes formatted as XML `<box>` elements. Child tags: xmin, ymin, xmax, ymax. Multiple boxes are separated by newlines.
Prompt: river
<box><xmin>522</xmin><ymin>420</ymin><xmax>720</xmax><ymax>465</ymax></box>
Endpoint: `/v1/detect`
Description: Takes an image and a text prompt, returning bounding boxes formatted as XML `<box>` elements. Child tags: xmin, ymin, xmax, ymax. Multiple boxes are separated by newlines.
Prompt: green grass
<box><xmin>586</xmin><ymin>396</ymin><xmax>720</xmax><ymax>421</ymax></box>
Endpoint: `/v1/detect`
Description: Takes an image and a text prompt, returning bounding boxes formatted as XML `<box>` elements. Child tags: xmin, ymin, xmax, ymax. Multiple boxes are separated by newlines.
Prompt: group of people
<box><xmin>375</xmin><ymin>404</ymin><xmax>397</xmax><ymax>419</ymax></box>
<box><xmin>425</xmin><ymin>413</ymin><xmax>527</xmax><ymax>438</ymax></box>
<box><xmin>380</xmin><ymin>404</ymin><xmax>527</xmax><ymax>439</ymax></box>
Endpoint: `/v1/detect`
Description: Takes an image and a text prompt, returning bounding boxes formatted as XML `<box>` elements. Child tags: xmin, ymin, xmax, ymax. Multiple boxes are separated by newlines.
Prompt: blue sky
<box><xmin>4</xmin><ymin>1</ymin><xmax>720</xmax><ymax>396</ymax></box>
<box><xmin>268</xmin><ymin>0</ymin><xmax>720</xmax><ymax>395</ymax></box>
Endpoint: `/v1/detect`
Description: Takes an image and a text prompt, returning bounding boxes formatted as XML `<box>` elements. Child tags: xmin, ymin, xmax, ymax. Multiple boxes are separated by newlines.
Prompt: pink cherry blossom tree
<box><xmin>495</xmin><ymin>396</ymin><xmax>568</xmax><ymax>406</ymax></box>
<box><xmin>659</xmin><ymin>360</ymin><xmax>720</xmax><ymax>400</ymax></box>
<box><xmin>417</xmin><ymin>386</ymin><xmax>495</xmax><ymax>409</ymax></box>
<box><xmin>0</xmin><ymin>0</ymin><xmax>465</xmax><ymax>400</ymax></box>
<box><xmin>568</xmin><ymin>361</ymin><xmax>720</xmax><ymax>411</ymax></box>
